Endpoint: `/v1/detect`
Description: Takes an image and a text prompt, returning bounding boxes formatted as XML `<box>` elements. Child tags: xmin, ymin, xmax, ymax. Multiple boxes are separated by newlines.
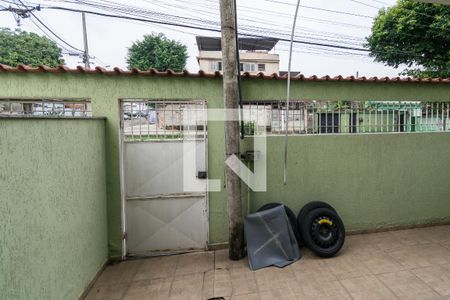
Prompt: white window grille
<box><xmin>258</xmin><ymin>64</ymin><xmax>266</xmax><ymax>72</ymax></box>
<box><xmin>240</xmin><ymin>63</ymin><xmax>256</xmax><ymax>72</ymax></box>
<box><xmin>243</xmin><ymin>100</ymin><xmax>450</xmax><ymax>136</ymax></box>
<box><xmin>211</xmin><ymin>61</ymin><xmax>222</xmax><ymax>72</ymax></box>
<box><xmin>0</xmin><ymin>99</ymin><xmax>92</xmax><ymax>117</ymax></box>
<box><xmin>121</xmin><ymin>100</ymin><xmax>207</xmax><ymax>142</ymax></box>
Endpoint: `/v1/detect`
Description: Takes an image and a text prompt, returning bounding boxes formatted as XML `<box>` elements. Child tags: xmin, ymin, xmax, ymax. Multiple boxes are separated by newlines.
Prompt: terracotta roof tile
<box><xmin>0</xmin><ymin>64</ymin><xmax>449</xmax><ymax>84</ymax></box>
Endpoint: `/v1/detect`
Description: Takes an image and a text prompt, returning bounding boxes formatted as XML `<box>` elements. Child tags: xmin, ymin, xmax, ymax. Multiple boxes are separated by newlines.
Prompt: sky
<box><xmin>0</xmin><ymin>0</ymin><xmax>404</xmax><ymax>77</ymax></box>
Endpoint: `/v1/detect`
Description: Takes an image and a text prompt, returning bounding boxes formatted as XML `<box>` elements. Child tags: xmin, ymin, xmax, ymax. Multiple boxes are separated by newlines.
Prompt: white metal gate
<box><xmin>120</xmin><ymin>100</ymin><xmax>208</xmax><ymax>255</ymax></box>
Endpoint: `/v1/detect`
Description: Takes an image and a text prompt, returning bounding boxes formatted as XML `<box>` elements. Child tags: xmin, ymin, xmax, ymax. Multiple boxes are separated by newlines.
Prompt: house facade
<box><xmin>196</xmin><ymin>36</ymin><xmax>280</xmax><ymax>75</ymax></box>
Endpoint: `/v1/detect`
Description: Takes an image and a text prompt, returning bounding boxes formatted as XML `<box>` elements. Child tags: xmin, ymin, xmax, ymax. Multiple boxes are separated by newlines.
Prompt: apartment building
<box><xmin>196</xmin><ymin>36</ymin><xmax>280</xmax><ymax>75</ymax></box>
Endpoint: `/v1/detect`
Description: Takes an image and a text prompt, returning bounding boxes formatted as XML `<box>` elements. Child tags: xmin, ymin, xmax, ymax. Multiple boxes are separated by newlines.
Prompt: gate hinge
<box><xmin>122</xmin><ymin>232</ymin><xmax>127</xmax><ymax>240</ymax></box>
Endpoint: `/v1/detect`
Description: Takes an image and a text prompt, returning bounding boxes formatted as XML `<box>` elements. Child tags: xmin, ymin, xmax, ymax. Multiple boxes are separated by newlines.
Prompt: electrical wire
<box><xmin>284</xmin><ymin>0</ymin><xmax>301</xmax><ymax>185</ymax></box>
<box><xmin>13</xmin><ymin>0</ymin><xmax>84</xmax><ymax>52</ymax></box>
<box><xmin>262</xmin><ymin>0</ymin><xmax>374</xmax><ymax>19</ymax></box>
<box><xmin>42</xmin><ymin>5</ymin><xmax>372</xmax><ymax>52</ymax></box>
<box><xmin>2</xmin><ymin>0</ymin><xmax>446</xmax><ymax>65</ymax></box>
<box><xmin>349</xmin><ymin>0</ymin><xmax>381</xmax><ymax>10</ymax></box>
<box><xmin>28</xmin><ymin>16</ymin><xmax>79</xmax><ymax>54</ymax></box>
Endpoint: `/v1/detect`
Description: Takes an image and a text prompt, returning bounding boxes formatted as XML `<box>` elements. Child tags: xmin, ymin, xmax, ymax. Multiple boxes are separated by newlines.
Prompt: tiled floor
<box><xmin>85</xmin><ymin>225</ymin><xmax>450</xmax><ymax>300</ymax></box>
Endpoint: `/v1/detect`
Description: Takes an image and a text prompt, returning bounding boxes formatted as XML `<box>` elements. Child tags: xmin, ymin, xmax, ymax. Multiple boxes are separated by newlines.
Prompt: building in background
<box><xmin>196</xmin><ymin>36</ymin><xmax>279</xmax><ymax>75</ymax></box>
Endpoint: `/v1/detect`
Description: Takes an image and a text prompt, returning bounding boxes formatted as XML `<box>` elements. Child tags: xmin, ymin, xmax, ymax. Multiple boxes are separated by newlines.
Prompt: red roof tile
<box><xmin>0</xmin><ymin>64</ymin><xmax>449</xmax><ymax>84</ymax></box>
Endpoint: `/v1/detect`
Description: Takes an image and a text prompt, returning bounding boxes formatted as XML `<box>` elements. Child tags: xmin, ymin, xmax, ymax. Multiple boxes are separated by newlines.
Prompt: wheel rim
<box><xmin>310</xmin><ymin>216</ymin><xmax>339</xmax><ymax>248</ymax></box>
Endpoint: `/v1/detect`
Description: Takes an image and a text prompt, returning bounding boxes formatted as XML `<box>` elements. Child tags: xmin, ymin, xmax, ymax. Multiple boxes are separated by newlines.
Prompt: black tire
<box><xmin>300</xmin><ymin>207</ymin><xmax>345</xmax><ymax>258</ymax></box>
<box><xmin>257</xmin><ymin>202</ymin><xmax>301</xmax><ymax>244</ymax></box>
<box><xmin>297</xmin><ymin>201</ymin><xmax>336</xmax><ymax>244</ymax></box>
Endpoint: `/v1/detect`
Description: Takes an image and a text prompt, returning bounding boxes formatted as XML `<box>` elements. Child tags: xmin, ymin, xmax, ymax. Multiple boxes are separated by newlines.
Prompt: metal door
<box><xmin>120</xmin><ymin>100</ymin><xmax>208</xmax><ymax>255</ymax></box>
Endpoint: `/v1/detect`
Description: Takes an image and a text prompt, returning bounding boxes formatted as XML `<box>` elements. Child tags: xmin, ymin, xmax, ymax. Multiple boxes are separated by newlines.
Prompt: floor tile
<box><xmin>86</xmin><ymin>226</ymin><xmax>450</xmax><ymax>300</ymax></box>
<box><xmin>291</xmin><ymin>279</ymin><xmax>351</xmax><ymax>299</ymax></box>
<box><xmin>169</xmin><ymin>273</ymin><xmax>204</xmax><ymax>300</ymax></box>
<box><xmin>215</xmin><ymin>249</ymin><xmax>249</xmax><ymax>270</ymax></box>
<box><xmin>229</xmin><ymin>268</ymin><xmax>258</xmax><ymax>295</ymax></box>
<box><xmin>340</xmin><ymin>275</ymin><xmax>397</xmax><ymax>300</ymax></box>
<box><xmin>202</xmin><ymin>270</ymin><xmax>215</xmax><ymax>300</ymax></box>
<box><xmin>133</xmin><ymin>255</ymin><xmax>179</xmax><ymax>281</ymax></box>
<box><xmin>230</xmin><ymin>293</ymin><xmax>260</xmax><ymax>300</ymax></box>
<box><xmin>213</xmin><ymin>269</ymin><xmax>233</xmax><ymax>298</ymax></box>
<box><xmin>254</xmin><ymin>267</ymin><xmax>296</xmax><ymax>292</ymax></box>
<box><xmin>94</xmin><ymin>260</ymin><xmax>141</xmax><ymax>287</ymax></box>
<box><xmin>364</xmin><ymin>231</ymin><xmax>405</xmax><ymax>251</ymax></box>
<box><xmin>340</xmin><ymin>234</ymin><xmax>382</xmax><ymax>255</ymax></box>
<box><xmin>323</xmin><ymin>255</ymin><xmax>372</xmax><ymax>280</ymax></box>
<box><xmin>176</xmin><ymin>251</ymin><xmax>214</xmax><ymax>276</ymax></box>
<box><xmin>411</xmin><ymin>265</ymin><xmax>450</xmax><ymax>296</ymax></box>
<box><xmin>359</xmin><ymin>251</ymin><xmax>406</xmax><ymax>275</ymax></box>
<box><xmin>122</xmin><ymin>277</ymin><xmax>172</xmax><ymax>300</ymax></box>
<box><xmin>84</xmin><ymin>283</ymin><xmax>129</xmax><ymax>300</ymax></box>
<box><xmin>377</xmin><ymin>270</ymin><xmax>442</xmax><ymax>299</ymax></box>
<box><xmin>386</xmin><ymin>243</ymin><xmax>450</xmax><ymax>269</ymax></box>
<box><xmin>416</xmin><ymin>226</ymin><xmax>450</xmax><ymax>245</ymax></box>
<box><xmin>389</xmin><ymin>228</ymin><xmax>435</xmax><ymax>247</ymax></box>
<box><xmin>291</xmin><ymin>259</ymin><xmax>337</xmax><ymax>282</ymax></box>
<box><xmin>213</xmin><ymin>267</ymin><xmax>258</xmax><ymax>297</ymax></box>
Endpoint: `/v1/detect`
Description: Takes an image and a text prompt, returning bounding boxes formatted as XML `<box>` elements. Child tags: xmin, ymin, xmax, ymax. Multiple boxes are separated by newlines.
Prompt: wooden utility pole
<box><xmin>219</xmin><ymin>0</ymin><xmax>245</xmax><ymax>260</ymax></box>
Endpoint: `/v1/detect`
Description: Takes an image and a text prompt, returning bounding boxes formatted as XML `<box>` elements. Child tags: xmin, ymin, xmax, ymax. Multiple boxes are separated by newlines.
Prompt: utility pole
<box><xmin>81</xmin><ymin>12</ymin><xmax>90</xmax><ymax>69</ymax></box>
<box><xmin>219</xmin><ymin>0</ymin><xmax>245</xmax><ymax>260</ymax></box>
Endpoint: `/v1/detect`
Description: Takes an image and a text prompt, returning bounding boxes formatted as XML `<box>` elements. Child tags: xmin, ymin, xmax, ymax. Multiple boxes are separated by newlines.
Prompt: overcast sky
<box><xmin>0</xmin><ymin>0</ymin><xmax>404</xmax><ymax>77</ymax></box>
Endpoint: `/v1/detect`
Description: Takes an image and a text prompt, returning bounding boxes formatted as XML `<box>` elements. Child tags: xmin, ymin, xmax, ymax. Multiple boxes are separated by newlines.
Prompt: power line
<box><xmin>349</xmin><ymin>0</ymin><xmax>380</xmax><ymax>10</ymax></box>
<box><xmin>12</xmin><ymin>0</ymin><xmax>84</xmax><ymax>51</ymax></box>
<box><xmin>28</xmin><ymin>16</ymin><xmax>79</xmax><ymax>54</ymax></box>
<box><xmin>42</xmin><ymin>5</ymin><xmax>372</xmax><ymax>52</ymax></box>
<box><xmin>370</xmin><ymin>0</ymin><xmax>390</xmax><ymax>5</ymax></box>
<box><xmin>261</xmin><ymin>0</ymin><xmax>374</xmax><ymax>18</ymax></box>
<box><xmin>3</xmin><ymin>0</ymin><xmax>445</xmax><ymax>60</ymax></box>
<box><xmin>2</xmin><ymin>0</ymin><xmax>112</xmax><ymax>67</ymax></box>
<box><xmin>11</xmin><ymin>0</ymin><xmax>371</xmax><ymax>44</ymax></box>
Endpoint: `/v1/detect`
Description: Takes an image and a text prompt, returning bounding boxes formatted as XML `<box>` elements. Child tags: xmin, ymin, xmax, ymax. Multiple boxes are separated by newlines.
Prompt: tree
<box><xmin>0</xmin><ymin>28</ymin><xmax>64</xmax><ymax>67</ymax></box>
<box><xmin>366</xmin><ymin>0</ymin><xmax>450</xmax><ymax>78</ymax></box>
<box><xmin>126</xmin><ymin>33</ymin><xmax>188</xmax><ymax>71</ymax></box>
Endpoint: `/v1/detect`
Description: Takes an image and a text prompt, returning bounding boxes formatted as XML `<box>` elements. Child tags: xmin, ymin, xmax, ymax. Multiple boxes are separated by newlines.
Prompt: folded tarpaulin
<box><xmin>244</xmin><ymin>205</ymin><xmax>301</xmax><ymax>270</ymax></box>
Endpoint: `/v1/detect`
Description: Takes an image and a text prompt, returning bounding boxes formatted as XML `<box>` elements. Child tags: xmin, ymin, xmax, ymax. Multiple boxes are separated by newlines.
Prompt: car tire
<box><xmin>300</xmin><ymin>207</ymin><xmax>345</xmax><ymax>258</ymax></box>
<box><xmin>297</xmin><ymin>201</ymin><xmax>336</xmax><ymax>244</ymax></box>
<box><xmin>257</xmin><ymin>202</ymin><xmax>301</xmax><ymax>244</ymax></box>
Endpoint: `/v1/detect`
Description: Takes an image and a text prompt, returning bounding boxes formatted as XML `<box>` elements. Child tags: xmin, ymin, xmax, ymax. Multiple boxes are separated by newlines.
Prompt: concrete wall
<box><xmin>242</xmin><ymin>133</ymin><xmax>450</xmax><ymax>231</ymax></box>
<box><xmin>0</xmin><ymin>72</ymin><xmax>449</xmax><ymax>257</ymax></box>
<box><xmin>0</xmin><ymin>118</ymin><xmax>108</xmax><ymax>300</ymax></box>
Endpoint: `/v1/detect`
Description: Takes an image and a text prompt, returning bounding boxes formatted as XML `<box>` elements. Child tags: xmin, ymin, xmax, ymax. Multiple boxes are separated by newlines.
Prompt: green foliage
<box><xmin>366</xmin><ymin>0</ymin><xmax>450</xmax><ymax>78</ymax></box>
<box><xmin>126</xmin><ymin>33</ymin><xmax>188</xmax><ymax>71</ymax></box>
<box><xmin>0</xmin><ymin>28</ymin><xmax>64</xmax><ymax>67</ymax></box>
<box><xmin>244</xmin><ymin>121</ymin><xmax>256</xmax><ymax>136</ymax></box>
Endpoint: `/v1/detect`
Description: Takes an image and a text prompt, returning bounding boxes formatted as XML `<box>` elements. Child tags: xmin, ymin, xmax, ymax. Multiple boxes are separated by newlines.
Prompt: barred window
<box><xmin>257</xmin><ymin>64</ymin><xmax>266</xmax><ymax>72</ymax></box>
<box><xmin>0</xmin><ymin>99</ymin><xmax>91</xmax><ymax>117</ymax></box>
<box><xmin>121</xmin><ymin>100</ymin><xmax>207</xmax><ymax>142</ymax></box>
<box><xmin>243</xmin><ymin>100</ymin><xmax>450</xmax><ymax>135</ymax></box>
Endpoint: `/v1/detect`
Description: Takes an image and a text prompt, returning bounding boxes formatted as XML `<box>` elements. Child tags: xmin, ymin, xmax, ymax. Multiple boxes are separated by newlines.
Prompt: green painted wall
<box><xmin>0</xmin><ymin>118</ymin><xmax>108</xmax><ymax>300</ymax></box>
<box><xmin>0</xmin><ymin>72</ymin><xmax>449</xmax><ymax>256</ymax></box>
<box><xmin>242</xmin><ymin>133</ymin><xmax>450</xmax><ymax>230</ymax></box>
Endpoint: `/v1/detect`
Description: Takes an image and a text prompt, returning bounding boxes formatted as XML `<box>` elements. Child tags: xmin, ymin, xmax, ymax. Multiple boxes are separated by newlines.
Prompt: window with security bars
<box><xmin>243</xmin><ymin>100</ymin><xmax>450</xmax><ymax>135</ymax></box>
<box><xmin>257</xmin><ymin>64</ymin><xmax>266</xmax><ymax>72</ymax></box>
<box><xmin>211</xmin><ymin>61</ymin><xmax>222</xmax><ymax>72</ymax></box>
<box><xmin>240</xmin><ymin>63</ymin><xmax>256</xmax><ymax>72</ymax></box>
<box><xmin>0</xmin><ymin>99</ymin><xmax>92</xmax><ymax>117</ymax></box>
<box><xmin>121</xmin><ymin>100</ymin><xmax>207</xmax><ymax>142</ymax></box>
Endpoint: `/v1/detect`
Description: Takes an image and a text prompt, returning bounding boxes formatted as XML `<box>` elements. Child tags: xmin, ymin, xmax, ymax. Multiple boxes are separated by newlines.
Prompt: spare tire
<box><xmin>297</xmin><ymin>201</ymin><xmax>336</xmax><ymax>245</ymax></box>
<box><xmin>300</xmin><ymin>207</ymin><xmax>345</xmax><ymax>258</ymax></box>
<box><xmin>257</xmin><ymin>202</ymin><xmax>300</xmax><ymax>244</ymax></box>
